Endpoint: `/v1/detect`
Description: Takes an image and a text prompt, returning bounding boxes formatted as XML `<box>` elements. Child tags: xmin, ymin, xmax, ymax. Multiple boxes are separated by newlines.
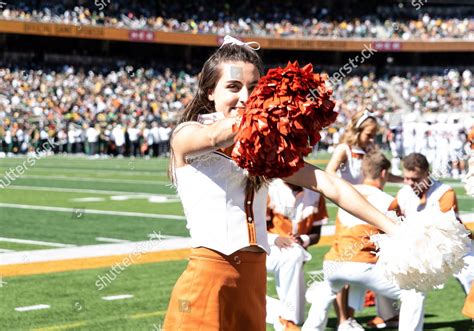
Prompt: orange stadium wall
<box><xmin>0</xmin><ymin>19</ymin><xmax>473</xmax><ymax>52</ymax></box>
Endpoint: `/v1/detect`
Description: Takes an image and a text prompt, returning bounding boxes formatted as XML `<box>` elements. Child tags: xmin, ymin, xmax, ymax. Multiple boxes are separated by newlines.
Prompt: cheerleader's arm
<box><xmin>284</xmin><ymin>161</ymin><xmax>397</xmax><ymax>235</ymax></box>
<box><xmin>171</xmin><ymin>117</ymin><xmax>239</xmax><ymax>166</ymax></box>
<box><xmin>325</xmin><ymin>143</ymin><xmax>347</xmax><ymax>175</ymax></box>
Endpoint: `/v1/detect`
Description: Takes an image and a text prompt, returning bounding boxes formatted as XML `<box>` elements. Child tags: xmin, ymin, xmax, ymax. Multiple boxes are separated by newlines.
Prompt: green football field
<box><xmin>0</xmin><ymin>154</ymin><xmax>472</xmax><ymax>330</ymax></box>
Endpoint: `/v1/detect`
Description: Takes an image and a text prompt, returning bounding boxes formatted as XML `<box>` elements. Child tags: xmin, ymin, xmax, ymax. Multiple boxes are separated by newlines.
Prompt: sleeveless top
<box><xmin>337</xmin><ymin>144</ymin><xmax>365</xmax><ymax>185</ymax></box>
<box><xmin>175</xmin><ymin>150</ymin><xmax>270</xmax><ymax>255</ymax></box>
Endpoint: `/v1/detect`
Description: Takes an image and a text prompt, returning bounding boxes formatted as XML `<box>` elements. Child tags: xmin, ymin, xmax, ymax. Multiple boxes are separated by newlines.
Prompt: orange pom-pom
<box><xmin>231</xmin><ymin>61</ymin><xmax>337</xmax><ymax>178</ymax></box>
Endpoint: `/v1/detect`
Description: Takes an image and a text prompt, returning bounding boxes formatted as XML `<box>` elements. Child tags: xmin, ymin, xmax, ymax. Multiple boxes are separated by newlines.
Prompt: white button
<box><xmin>247</xmin><ymin>217</ymin><xmax>253</xmax><ymax>221</ymax></box>
<box><xmin>247</xmin><ymin>201</ymin><xmax>251</xmax><ymax>205</ymax></box>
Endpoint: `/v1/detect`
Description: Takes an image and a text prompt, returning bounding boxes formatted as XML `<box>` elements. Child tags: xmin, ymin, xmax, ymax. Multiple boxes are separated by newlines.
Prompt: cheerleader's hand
<box><xmin>275</xmin><ymin>236</ymin><xmax>294</xmax><ymax>249</ymax></box>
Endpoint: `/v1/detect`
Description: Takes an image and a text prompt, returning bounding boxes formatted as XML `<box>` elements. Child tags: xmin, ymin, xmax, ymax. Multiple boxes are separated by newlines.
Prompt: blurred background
<box><xmin>0</xmin><ymin>0</ymin><xmax>472</xmax><ymax>330</ymax></box>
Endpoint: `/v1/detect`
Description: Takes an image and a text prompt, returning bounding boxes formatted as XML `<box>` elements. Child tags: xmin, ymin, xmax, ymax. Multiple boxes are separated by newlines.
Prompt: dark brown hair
<box><xmin>403</xmin><ymin>153</ymin><xmax>429</xmax><ymax>172</ymax></box>
<box><xmin>362</xmin><ymin>151</ymin><xmax>391</xmax><ymax>180</ymax></box>
<box><xmin>170</xmin><ymin>44</ymin><xmax>266</xmax><ymax>192</ymax></box>
<box><xmin>179</xmin><ymin>44</ymin><xmax>264</xmax><ymax>123</ymax></box>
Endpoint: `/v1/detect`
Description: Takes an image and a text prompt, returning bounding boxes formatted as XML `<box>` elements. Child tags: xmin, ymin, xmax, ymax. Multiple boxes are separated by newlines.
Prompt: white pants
<box><xmin>302</xmin><ymin>261</ymin><xmax>425</xmax><ymax>331</ymax></box>
<box><xmin>266</xmin><ymin>244</ymin><xmax>309</xmax><ymax>324</ymax></box>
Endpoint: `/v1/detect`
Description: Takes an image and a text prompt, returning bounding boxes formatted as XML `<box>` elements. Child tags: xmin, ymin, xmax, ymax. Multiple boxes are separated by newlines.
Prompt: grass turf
<box><xmin>0</xmin><ymin>246</ymin><xmax>472</xmax><ymax>330</ymax></box>
<box><xmin>0</xmin><ymin>154</ymin><xmax>472</xmax><ymax>330</ymax></box>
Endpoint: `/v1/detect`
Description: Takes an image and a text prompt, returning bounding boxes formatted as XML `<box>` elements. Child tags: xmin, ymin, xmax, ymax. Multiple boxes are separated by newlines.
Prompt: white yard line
<box><xmin>15</xmin><ymin>304</ymin><xmax>50</xmax><ymax>312</ymax></box>
<box><xmin>0</xmin><ymin>237</ymin><xmax>75</xmax><ymax>248</ymax></box>
<box><xmin>71</xmin><ymin>197</ymin><xmax>106</xmax><ymax>202</ymax></box>
<box><xmin>102</xmin><ymin>294</ymin><xmax>134</xmax><ymax>301</ymax></box>
<box><xmin>0</xmin><ymin>249</ymin><xmax>14</xmax><ymax>253</ymax></box>
<box><xmin>95</xmin><ymin>237</ymin><xmax>131</xmax><ymax>243</ymax></box>
<box><xmin>0</xmin><ymin>203</ymin><xmax>186</xmax><ymax>220</ymax></box>
<box><xmin>22</xmin><ymin>175</ymin><xmax>170</xmax><ymax>185</ymax></box>
<box><xmin>0</xmin><ymin>237</ymin><xmax>191</xmax><ymax>265</ymax></box>
<box><xmin>0</xmin><ymin>164</ymin><xmax>164</xmax><ymax>176</ymax></box>
<box><xmin>6</xmin><ymin>185</ymin><xmax>177</xmax><ymax>197</ymax></box>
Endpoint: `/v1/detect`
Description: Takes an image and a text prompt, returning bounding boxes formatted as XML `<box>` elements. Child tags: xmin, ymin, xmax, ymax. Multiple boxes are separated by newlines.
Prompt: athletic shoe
<box><xmin>338</xmin><ymin>318</ymin><xmax>365</xmax><ymax>331</ymax></box>
<box><xmin>366</xmin><ymin>315</ymin><xmax>399</xmax><ymax>329</ymax></box>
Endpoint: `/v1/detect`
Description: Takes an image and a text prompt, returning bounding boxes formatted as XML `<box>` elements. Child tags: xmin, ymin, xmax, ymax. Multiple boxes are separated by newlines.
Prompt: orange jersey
<box><xmin>325</xmin><ymin>184</ymin><xmax>394</xmax><ymax>264</ymax></box>
<box><xmin>267</xmin><ymin>179</ymin><xmax>328</xmax><ymax>238</ymax></box>
<box><xmin>468</xmin><ymin>127</ymin><xmax>474</xmax><ymax>150</ymax></box>
<box><xmin>463</xmin><ymin>282</ymin><xmax>474</xmax><ymax>318</ymax></box>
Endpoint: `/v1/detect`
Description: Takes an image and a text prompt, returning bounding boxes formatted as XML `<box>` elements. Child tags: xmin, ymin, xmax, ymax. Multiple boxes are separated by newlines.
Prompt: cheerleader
<box><xmin>326</xmin><ymin>110</ymin><xmax>401</xmax><ymax>329</ymax></box>
<box><xmin>163</xmin><ymin>36</ymin><xmax>397</xmax><ymax>331</ymax></box>
<box><xmin>266</xmin><ymin>180</ymin><xmax>328</xmax><ymax>330</ymax></box>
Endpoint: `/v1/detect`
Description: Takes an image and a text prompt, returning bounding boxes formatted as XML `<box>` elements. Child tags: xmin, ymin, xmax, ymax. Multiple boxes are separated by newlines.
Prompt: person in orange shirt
<box><xmin>266</xmin><ymin>180</ymin><xmax>328</xmax><ymax>330</ymax></box>
<box><xmin>463</xmin><ymin>150</ymin><xmax>474</xmax><ymax>320</ymax></box>
<box><xmin>391</xmin><ymin>153</ymin><xmax>473</xmax><ymax>314</ymax></box>
<box><xmin>391</xmin><ymin>153</ymin><xmax>461</xmax><ymax>215</ymax></box>
<box><xmin>468</xmin><ymin>125</ymin><xmax>474</xmax><ymax>152</ymax></box>
<box><xmin>326</xmin><ymin>110</ymin><xmax>402</xmax><ymax>329</ymax></box>
<box><xmin>303</xmin><ymin>151</ymin><xmax>425</xmax><ymax>331</ymax></box>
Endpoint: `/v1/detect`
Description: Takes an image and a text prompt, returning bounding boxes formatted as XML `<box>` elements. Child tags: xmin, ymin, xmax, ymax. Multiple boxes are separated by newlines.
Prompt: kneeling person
<box><xmin>303</xmin><ymin>151</ymin><xmax>425</xmax><ymax>331</ymax></box>
<box><xmin>267</xmin><ymin>179</ymin><xmax>328</xmax><ymax>330</ymax></box>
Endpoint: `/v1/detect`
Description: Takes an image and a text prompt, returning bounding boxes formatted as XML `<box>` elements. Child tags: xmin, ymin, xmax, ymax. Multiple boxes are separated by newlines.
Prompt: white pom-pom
<box><xmin>371</xmin><ymin>209</ymin><xmax>471</xmax><ymax>292</ymax></box>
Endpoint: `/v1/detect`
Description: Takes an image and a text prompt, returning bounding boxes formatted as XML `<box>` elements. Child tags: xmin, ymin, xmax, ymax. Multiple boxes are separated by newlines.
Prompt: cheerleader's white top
<box><xmin>175</xmin><ymin>150</ymin><xmax>270</xmax><ymax>255</ymax></box>
<box><xmin>337</xmin><ymin>144</ymin><xmax>365</xmax><ymax>185</ymax></box>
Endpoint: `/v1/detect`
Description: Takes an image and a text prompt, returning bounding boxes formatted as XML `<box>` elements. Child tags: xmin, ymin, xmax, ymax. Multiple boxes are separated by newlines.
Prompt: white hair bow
<box><xmin>355</xmin><ymin>110</ymin><xmax>376</xmax><ymax>128</ymax></box>
<box><xmin>221</xmin><ymin>35</ymin><xmax>260</xmax><ymax>51</ymax></box>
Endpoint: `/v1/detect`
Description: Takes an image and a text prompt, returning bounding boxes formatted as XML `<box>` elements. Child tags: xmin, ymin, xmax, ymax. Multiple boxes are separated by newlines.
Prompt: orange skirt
<box><xmin>163</xmin><ymin>247</ymin><xmax>266</xmax><ymax>331</ymax></box>
<box><xmin>462</xmin><ymin>282</ymin><xmax>474</xmax><ymax>318</ymax></box>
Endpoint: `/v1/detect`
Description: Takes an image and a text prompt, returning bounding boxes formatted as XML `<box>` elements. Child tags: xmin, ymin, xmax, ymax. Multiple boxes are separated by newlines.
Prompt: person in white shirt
<box><xmin>111</xmin><ymin>123</ymin><xmax>125</xmax><ymax>156</ymax></box>
<box><xmin>15</xmin><ymin>125</ymin><xmax>26</xmax><ymax>154</ymax></box>
<box><xmin>86</xmin><ymin>124</ymin><xmax>99</xmax><ymax>156</ymax></box>
<box><xmin>164</xmin><ymin>37</ymin><xmax>397</xmax><ymax>331</ymax></box>
<box><xmin>127</xmin><ymin>122</ymin><xmax>141</xmax><ymax>157</ymax></box>
<box><xmin>57</xmin><ymin>128</ymin><xmax>67</xmax><ymax>154</ymax></box>
<box><xmin>266</xmin><ymin>180</ymin><xmax>328</xmax><ymax>330</ymax></box>
<box><xmin>150</xmin><ymin>121</ymin><xmax>161</xmax><ymax>157</ymax></box>
<box><xmin>158</xmin><ymin>123</ymin><xmax>171</xmax><ymax>156</ymax></box>
<box><xmin>67</xmin><ymin>124</ymin><xmax>76</xmax><ymax>154</ymax></box>
<box><xmin>141</xmin><ymin>124</ymin><xmax>154</xmax><ymax>157</ymax></box>
<box><xmin>4</xmin><ymin>126</ymin><xmax>12</xmax><ymax>155</ymax></box>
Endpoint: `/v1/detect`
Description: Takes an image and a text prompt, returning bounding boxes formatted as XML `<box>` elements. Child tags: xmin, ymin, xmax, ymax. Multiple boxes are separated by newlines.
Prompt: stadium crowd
<box><xmin>0</xmin><ymin>65</ymin><xmax>197</xmax><ymax>157</ymax></box>
<box><xmin>1</xmin><ymin>1</ymin><xmax>472</xmax><ymax>40</ymax></box>
<box><xmin>390</xmin><ymin>69</ymin><xmax>473</xmax><ymax>114</ymax></box>
<box><xmin>0</xmin><ymin>64</ymin><xmax>472</xmax><ymax>176</ymax></box>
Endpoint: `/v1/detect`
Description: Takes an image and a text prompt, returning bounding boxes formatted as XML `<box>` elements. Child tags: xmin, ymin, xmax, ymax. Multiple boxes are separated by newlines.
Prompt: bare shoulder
<box><xmin>171</xmin><ymin>122</ymin><xmax>204</xmax><ymax>167</ymax></box>
<box><xmin>326</xmin><ymin>143</ymin><xmax>348</xmax><ymax>173</ymax></box>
